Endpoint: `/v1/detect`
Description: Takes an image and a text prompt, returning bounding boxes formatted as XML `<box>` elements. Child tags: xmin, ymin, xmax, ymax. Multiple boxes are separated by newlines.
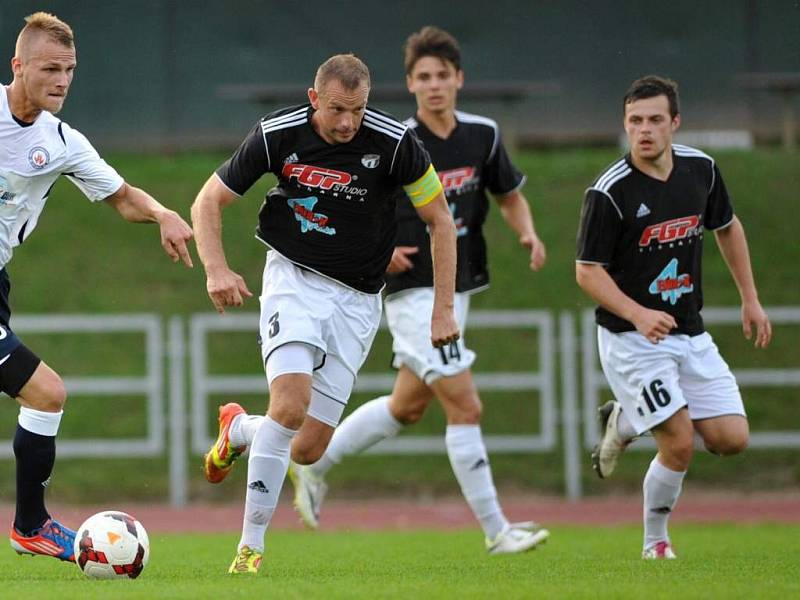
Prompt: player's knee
<box><xmin>662</xmin><ymin>436</ymin><xmax>694</xmax><ymax>470</ymax></box>
<box><xmin>268</xmin><ymin>390</ymin><xmax>308</xmax><ymax>430</ymax></box>
<box><xmin>701</xmin><ymin>417</ymin><xmax>749</xmax><ymax>456</ymax></box>
<box><xmin>705</xmin><ymin>433</ymin><xmax>749</xmax><ymax>456</ymax></box>
<box><xmin>391</xmin><ymin>398</ymin><xmax>428</xmax><ymax>425</ymax></box>
<box><xmin>446</xmin><ymin>397</ymin><xmax>482</xmax><ymax>425</ymax></box>
<box><xmin>291</xmin><ymin>442</ymin><xmax>325</xmax><ymax>465</ymax></box>
<box><xmin>395</xmin><ymin>405</ymin><xmax>425</xmax><ymax>425</ymax></box>
<box><xmin>41</xmin><ymin>376</ymin><xmax>67</xmax><ymax>412</ymax></box>
<box><xmin>269</xmin><ymin>402</ymin><xmax>306</xmax><ymax>430</ymax></box>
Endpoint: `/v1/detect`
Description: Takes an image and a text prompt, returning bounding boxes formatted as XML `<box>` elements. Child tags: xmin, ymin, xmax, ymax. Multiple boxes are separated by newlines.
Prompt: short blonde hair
<box><xmin>314</xmin><ymin>54</ymin><xmax>370</xmax><ymax>93</ymax></box>
<box><xmin>15</xmin><ymin>12</ymin><xmax>74</xmax><ymax>58</ymax></box>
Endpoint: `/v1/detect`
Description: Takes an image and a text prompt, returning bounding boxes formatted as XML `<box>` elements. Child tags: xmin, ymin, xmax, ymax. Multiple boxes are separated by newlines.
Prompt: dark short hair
<box><xmin>623</xmin><ymin>76</ymin><xmax>680</xmax><ymax>118</ymax></box>
<box><xmin>315</xmin><ymin>54</ymin><xmax>370</xmax><ymax>92</ymax></box>
<box><xmin>404</xmin><ymin>26</ymin><xmax>461</xmax><ymax>75</ymax></box>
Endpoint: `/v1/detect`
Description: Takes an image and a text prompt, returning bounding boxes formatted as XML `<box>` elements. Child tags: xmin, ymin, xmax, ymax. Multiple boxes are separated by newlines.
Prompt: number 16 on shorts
<box><xmin>636</xmin><ymin>378</ymin><xmax>683</xmax><ymax>424</ymax></box>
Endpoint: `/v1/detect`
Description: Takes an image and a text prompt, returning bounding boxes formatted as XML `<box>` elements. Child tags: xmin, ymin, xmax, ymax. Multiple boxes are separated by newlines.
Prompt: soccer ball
<box><xmin>74</xmin><ymin>511</ymin><xmax>150</xmax><ymax>579</ymax></box>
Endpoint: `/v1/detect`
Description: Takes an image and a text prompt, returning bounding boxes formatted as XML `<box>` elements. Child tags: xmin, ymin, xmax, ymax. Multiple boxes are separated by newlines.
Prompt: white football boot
<box><xmin>642</xmin><ymin>541</ymin><xmax>677</xmax><ymax>559</ymax></box>
<box><xmin>591</xmin><ymin>401</ymin><xmax>632</xmax><ymax>479</ymax></box>
<box><xmin>288</xmin><ymin>461</ymin><xmax>328</xmax><ymax>530</ymax></box>
<box><xmin>486</xmin><ymin>523</ymin><xmax>550</xmax><ymax>555</ymax></box>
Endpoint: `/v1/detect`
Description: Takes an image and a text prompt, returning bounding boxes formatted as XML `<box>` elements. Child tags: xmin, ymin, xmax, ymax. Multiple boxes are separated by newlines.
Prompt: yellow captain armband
<box><xmin>403</xmin><ymin>164</ymin><xmax>443</xmax><ymax>208</ymax></box>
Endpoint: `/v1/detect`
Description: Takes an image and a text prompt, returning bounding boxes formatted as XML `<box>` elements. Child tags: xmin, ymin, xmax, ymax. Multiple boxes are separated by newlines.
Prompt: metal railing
<box><xmin>5</xmin><ymin>308</ymin><xmax>797</xmax><ymax>506</ymax></box>
<box><xmin>188</xmin><ymin>310</ymin><xmax>557</xmax><ymax>456</ymax></box>
<box><xmin>3</xmin><ymin>314</ymin><xmax>163</xmax><ymax>458</ymax></box>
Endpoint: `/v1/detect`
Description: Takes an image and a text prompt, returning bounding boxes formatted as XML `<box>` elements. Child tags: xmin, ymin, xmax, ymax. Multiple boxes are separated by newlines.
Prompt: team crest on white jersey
<box><xmin>28</xmin><ymin>147</ymin><xmax>50</xmax><ymax>170</ymax></box>
<box><xmin>361</xmin><ymin>154</ymin><xmax>380</xmax><ymax>169</ymax></box>
<box><xmin>0</xmin><ymin>175</ymin><xmax>16</xmax><ymax>205</ymax></box>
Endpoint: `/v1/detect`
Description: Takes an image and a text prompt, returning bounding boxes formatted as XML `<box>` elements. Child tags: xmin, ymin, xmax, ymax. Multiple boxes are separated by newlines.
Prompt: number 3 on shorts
<box><xmin>640</xmin><ymin>379</ymin><xmax>671</xmax><ymax>413</ymax></box>
<box><xmin>268</xmin><ymin>312</ymin><xmax>280</xmax><ymax>338</ymax></box>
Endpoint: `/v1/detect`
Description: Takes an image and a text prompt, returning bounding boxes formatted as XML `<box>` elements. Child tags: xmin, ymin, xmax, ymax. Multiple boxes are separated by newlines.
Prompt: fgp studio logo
<box><xmin>28</xmin><ymin>146</ymin><xmax>50</xmax><ymax>170</ymax></box>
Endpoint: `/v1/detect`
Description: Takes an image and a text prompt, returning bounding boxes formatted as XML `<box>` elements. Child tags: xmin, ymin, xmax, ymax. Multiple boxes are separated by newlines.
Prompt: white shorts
<box><xmin>597</xmin><ymin>327</ymin><xmax>745</xmax><ymax>435</ymax></box>
<box><xmin>259</xmin><ymin>251</ymin><xmax>382</xmax><ymax>427</ymax></box>
<box><xmin>385</xmin><ymin>288</ymin><xmax>476</xmax><ymax>385</ymax></box>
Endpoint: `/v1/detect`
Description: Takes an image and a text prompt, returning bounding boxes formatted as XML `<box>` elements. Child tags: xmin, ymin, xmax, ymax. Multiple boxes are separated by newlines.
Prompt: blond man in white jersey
<box><xmin>2</xmin><ymin>13</ymin><xmax>192</xmax><ymax>563</ymax></box>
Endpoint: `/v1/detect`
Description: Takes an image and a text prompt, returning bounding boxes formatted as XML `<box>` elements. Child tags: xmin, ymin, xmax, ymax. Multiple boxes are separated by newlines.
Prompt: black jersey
<box><xmin>384</xmin><ymin>111</ymin><xmax>525</xmax><ymax>297</ymax></box>
<box><xmin>576</xmin><ymin>144</ymin><xmax>734</xmax><ymax>335</ymax></box>
<box><xmin>216</xmin><ymin>104</ymin><xmax>433</xmax><ymax>294</ymax></box>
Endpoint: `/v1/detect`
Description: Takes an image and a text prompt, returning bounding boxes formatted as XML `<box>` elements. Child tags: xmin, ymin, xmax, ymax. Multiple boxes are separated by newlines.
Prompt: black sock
<box><xmin>13</xmin><ymin>424</ymin><xmax>55</xmax><ymax>534</ymax></box>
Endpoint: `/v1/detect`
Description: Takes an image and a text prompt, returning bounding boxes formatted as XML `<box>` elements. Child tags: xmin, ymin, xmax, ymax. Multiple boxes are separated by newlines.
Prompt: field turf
<box><xmin>2</xmin><ymin>524</ymin><xmax>798</xmax><ymax>599</ymax></box>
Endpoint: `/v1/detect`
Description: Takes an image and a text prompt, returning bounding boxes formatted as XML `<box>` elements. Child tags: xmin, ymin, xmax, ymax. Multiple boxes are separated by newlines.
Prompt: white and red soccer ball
<box><xmin>74</xmin><ymin>511</ymin><xmax>150</xmax><ymax>579</ymax></box>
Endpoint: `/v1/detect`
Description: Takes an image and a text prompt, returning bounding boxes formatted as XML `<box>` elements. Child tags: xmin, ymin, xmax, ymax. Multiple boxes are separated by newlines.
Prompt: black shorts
<box><xmin>0</xmin><ymin>269</ymin><xmax>41</xmax><ymax>396</ymax></box>
<box><xmin>0</xmin><ymin>344</ymin><xmax>41</xmax><ymax>397</ymax></box>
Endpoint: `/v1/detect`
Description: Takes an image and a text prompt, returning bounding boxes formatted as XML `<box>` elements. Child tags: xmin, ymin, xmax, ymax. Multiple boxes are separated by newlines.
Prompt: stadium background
<box><xmin>2</xmin><ymin>0</ymin><xmax>799</xmax><ymax>149</ymax></box>
<box><xmin>0</xmin><ymin>2</ymin><xmax>797</xmax><ymax>506</ymax></box>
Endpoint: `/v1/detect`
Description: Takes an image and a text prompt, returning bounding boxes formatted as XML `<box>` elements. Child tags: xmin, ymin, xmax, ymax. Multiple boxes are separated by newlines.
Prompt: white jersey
<box><xmin>0</xmin><ymin>85</ymin><xmax>124</xmax><ymax>269</ymax></box>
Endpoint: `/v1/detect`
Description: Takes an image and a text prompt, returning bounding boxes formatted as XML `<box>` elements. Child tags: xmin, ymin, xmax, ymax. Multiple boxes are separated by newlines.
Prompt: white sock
<box><xmin>229</xmin><ymin>414</ymin><xmax>263</xmax><ymax>448</ymax></box>
<box><xmin>642</xmin><ymin>456</ymin><xmax>686</xmax><ymax>549</ymax></box>
<box><xmin>309</xmin><ymin>396</ymin><xmax>402</xmax><ymax>478</ymax></box>
<box><xmin>446</xmin><ymin>424</ymin><xmax>508</xmax><ymax>540</ymax></box>
<box><xmin>617</xmin><ymin>407</ymin><xmax>637</xmax><ymax>440</ymax></box>
<box><xmin>238</xmin><ymin>415</ymin><xmax>297</xmax><ymax>552</ymax></box>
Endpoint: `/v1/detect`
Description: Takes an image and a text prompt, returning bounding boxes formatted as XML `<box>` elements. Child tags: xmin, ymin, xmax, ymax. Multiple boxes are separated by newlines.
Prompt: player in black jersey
<box><xmin>576</xmin><ymin>76</ymin><xmax>772</xmax><ymax>559</ymax></box>
<box><xmin>191</xmin><ymin>54</ymin><xmax>458</xmax><ymax>573</ymax></box>
<box><xmin>289</xmin><ymin>27</ymin><xmax>550</xmax><ymax>555</ymax></box>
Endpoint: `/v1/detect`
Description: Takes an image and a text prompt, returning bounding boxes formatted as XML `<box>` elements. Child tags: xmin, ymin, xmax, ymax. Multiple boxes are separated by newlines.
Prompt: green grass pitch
<box><xmin>1</xmin><ymin>524</ymin><xmax>798</xmax><ymax>599</ymax></box>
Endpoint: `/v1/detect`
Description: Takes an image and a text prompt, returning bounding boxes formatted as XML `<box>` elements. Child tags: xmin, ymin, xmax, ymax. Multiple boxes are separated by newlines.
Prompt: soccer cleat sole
<box><xmin>10</xmin><ymin>539</ymin><xmax>74</xmax><ymax>562</ymax></box>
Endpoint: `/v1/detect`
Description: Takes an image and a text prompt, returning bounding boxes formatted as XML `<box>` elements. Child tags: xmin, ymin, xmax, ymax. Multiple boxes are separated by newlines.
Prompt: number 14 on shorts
<box><xmin>438</xmin><ymin>341</ymin><xmax>461</xmax><ymax>365</ymax></box>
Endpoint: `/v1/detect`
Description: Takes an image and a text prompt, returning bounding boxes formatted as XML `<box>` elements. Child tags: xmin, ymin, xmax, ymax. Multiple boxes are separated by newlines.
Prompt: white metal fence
<box><xmin>4</xmin><ymin>308</ymin><xmax>797</xmax><ymax>505</ymax></box>
<box><xmin>2</xmin><ymin>314</ymin><xmax>163</xmax><ymax>458</ymax></box>
<box><xmin>188</xmin><ymin>311</ymin><xmax>556</xmax><ymax>457</ymax></box>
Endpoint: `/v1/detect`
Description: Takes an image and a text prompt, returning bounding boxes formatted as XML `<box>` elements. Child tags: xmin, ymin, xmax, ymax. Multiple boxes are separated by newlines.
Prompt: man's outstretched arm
<box><xmin>105</xmin><ymin>182</ymin><xmax>194</xmax><ymax>267</ymax></box>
